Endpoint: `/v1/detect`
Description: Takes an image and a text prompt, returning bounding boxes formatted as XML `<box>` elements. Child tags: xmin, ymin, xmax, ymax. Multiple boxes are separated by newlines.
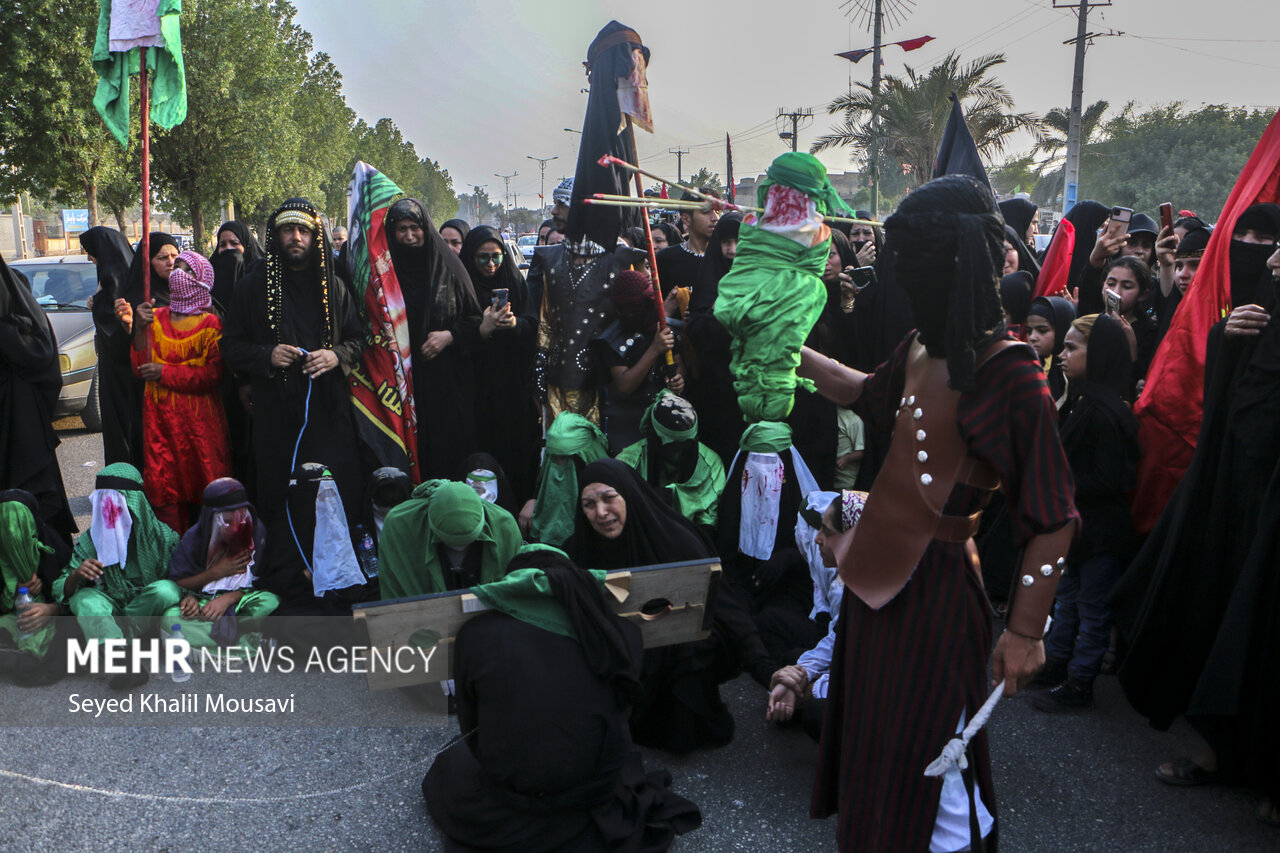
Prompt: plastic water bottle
<box><xmin>169</xmin><ymin>624</ymin><xmax>192</xmax><ymax>683</ymax></box>
<box><xmin>355</xmin><ymin>525</ymin><xmax>379</xmax><ymax>579</ymax></box>
<box><xmin>14</xmin><ymin>587</ymin><xmax>35</xmax><ymax>639</ymax></box>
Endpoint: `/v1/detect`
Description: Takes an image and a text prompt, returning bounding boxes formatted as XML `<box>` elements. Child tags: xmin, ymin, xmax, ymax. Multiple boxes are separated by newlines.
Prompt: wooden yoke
<box><xmin>351</xmin><ymin>559</ymin><xmax>721</xmax><ymax>691</ymax></box>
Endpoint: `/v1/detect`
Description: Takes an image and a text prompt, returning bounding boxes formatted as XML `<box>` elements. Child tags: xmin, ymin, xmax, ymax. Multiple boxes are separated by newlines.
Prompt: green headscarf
<box><xmin>378</xmin><ymin>488</ymin><xmax>524</xmax><ymax>599</ymax></box>
<box><xmin>427</xmin><ymin>483</ymin><xmax>486</xmax><ymax>548</ymax></box>
<box><xmin>531</xmin><ymin>413</ymin><xmax>609</xmax><ymax>546</ymax></box>
<box><xmin>754</xmin><ymin>151</ymin><xmax>855</xmax><ymax>218</ymax></box>
<box><xmin>53</xmin><ymin>463</ymin><xmax>179</xmax><ymax>606</ymax></box>
<box><xmin>470</xmin><ymin>566</ymin><xmax>609</xmax><ymax>640</ymax></box>
<box><xmin>641</xmin><ymin>391</ymin><xmax>697</xmax><ymax>444</ymax></box>
<box><xmin>0</xmin><ymin>501</ymin><xmax>52</xmax><ymax>612</ymax></box>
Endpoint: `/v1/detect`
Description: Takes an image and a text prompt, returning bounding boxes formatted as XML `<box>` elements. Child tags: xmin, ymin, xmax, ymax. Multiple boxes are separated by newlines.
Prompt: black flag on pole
<box><xmin>932</xmin><ymin>92</ymin><xmax>990</xmax><ymax>189</ymax></box>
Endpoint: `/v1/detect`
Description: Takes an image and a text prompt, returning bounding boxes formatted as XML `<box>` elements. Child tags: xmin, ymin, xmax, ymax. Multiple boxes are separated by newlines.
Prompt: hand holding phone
<box><xmin>1104</xmin><ymin>288</ymin><xmax>1122</xmax><ymax>316</ymax></box>
<box><xmin>1107</xmin><ymin>206</ymin><xmax>1133</xmax><ymax>240</ymax></box>
<box><xmin>491</xmin><ymin>288</ymin><xmax>509</xmax><ymax>311</ymax></box>
<box><xmin>1159</xmin><ymin>203</ymin><xmax>1174</xmax><ymax>233</ymax></box>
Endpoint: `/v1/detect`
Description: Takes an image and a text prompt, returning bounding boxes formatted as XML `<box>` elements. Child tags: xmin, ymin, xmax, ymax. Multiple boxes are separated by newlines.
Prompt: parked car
<box><xmin>517</xmin><ymin>233</ymin><xmax>537</xmax><ymax>262</ymax></box>
<box><xmin>504</xmin><ymin>236</ymin><xmax>530</xmax><ymax>271</ymax></box>
<box><xmin>10</xmin><ymin>256</ymin><xmax>102</xmax><ymax>431</ymax></box>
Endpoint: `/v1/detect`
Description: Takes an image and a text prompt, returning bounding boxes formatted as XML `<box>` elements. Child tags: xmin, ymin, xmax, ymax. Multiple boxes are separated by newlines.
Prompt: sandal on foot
<box><xmin>1154</xmin><ymin>757</ymin><xmax>1218</xmax><ymax>787</ymax></box>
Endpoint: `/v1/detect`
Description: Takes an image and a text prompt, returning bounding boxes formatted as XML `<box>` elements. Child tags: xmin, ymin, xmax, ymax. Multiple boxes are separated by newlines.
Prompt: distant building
<box><xmin>735</xmin><ymin>170</ymin><xmax>866</xmax><ymax>212</ymax></box>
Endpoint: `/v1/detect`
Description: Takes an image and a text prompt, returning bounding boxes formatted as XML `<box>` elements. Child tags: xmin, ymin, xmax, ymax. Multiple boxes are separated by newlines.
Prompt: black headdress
<box><xmin>459</xmin><ymin>225</ymin><xmax>525</xmax><ymax>303</ymax></box>
<box><xmin>264</xmin><ymin>198</ymin><xmax>335</xmax><ymax>351</ymax></box>
<box><xmin>79</xmin><ymin>226</ymin><xmax>135</xmax><ymax>334</ymax></box>
<box><xmin>384</xmin><ymin>197</ymin><xmax>481</xmax><ymax>334</ymax></box>
<box><xmin>210</xmin><ymin>220</ymin><xmax>264</xmax><ymax>311</ymax></box>
<box><xmin>565</xmin><ymin>21</ymin><xmax>648</xmax><ymax>250</ymax></box>
<box><xmin>882</xmin><ymin>174</ymin><xmax>1007</xmax><ymax>391</ymax></box>
<box><xmin>998</xmin><ymin>197</ymin><xmax>1038</xmax><ymax>244</ymax></box>
<box><xmin>122</xmin><ymin>232</ymin><xmax>179</xmax><ymax>307</ymax></box>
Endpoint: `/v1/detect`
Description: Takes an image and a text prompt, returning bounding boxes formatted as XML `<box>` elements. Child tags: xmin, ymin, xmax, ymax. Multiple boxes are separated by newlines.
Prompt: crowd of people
<box><xmin>2</xmin><ymin>139</ymin><xmax>1279</xmax><ymax>847</ymax></box>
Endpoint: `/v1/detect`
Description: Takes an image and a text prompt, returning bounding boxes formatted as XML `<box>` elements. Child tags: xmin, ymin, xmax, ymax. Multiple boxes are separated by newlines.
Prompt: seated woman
<box><xmin>52</xmin><ymin>463</ymin><xmax>182</xmax><ymax>689</ymax></box>
<box><xmin>422</xmin><ymin>546</ymin><xmax>701</xmax><ymax>851</ymax></box>
<box><xmin>163</xmin><ymin>478</ymin><xmax>280</xmax><ymax>651</ymax></box>
<box><xmin>378</xmin><ymin>481</ymin><xmax>523</xmax><ymax>599</ymax></box>
<box><xmin>570</xmin><ymin>458</ymin><xmax>774</xmax><ymax>754</ymax></box>
<box><xmin>363</xmin><ymin>466</ymin><xmax>413</xmax><ymax>550</ymax></box>
<box><xmin>614</xmin><ymin>392</ymin><xmax>726</xmax><ymax>533</ymax></box>
<box><xmin>0</xmin><ymin>493</ymin><xmax>68</xmax><ymax>685</ymax></box>
<box><xmin>520</xmin><ymin>413</ymin><xmax>608</xmax><ymax>546</ymax></box>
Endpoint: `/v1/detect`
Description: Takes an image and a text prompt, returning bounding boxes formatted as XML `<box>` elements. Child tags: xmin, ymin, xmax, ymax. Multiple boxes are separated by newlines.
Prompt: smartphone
<box><xmin>1104</xmin><ymin>288</ymin><xmax>1122</xmax><ymax>315</ymax></box>
<box><xmin>848</xmin><ymin>266</ymin><xmax>877</xmax><ymax>291</ymax></box>
<box><xmin>1160</xmin><ymin>202</ymin><xmax>1174</xmax><ymax>232</ymax></box>
<box><xmin>1107</xmin><ymin>206</ymin><xmax>1133</xmax><ymax>240</ymax></box>
<box><xmin>491</xmin><ymin>288</ymin><xmax>509</xmax><ymax>310</ymax></box>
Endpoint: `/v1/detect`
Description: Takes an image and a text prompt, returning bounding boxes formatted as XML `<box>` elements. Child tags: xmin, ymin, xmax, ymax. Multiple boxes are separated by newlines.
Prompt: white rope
<box><xmin>923</xmin><ymin>680</ymin><xmax>1005</xmax><ymax>778</ymax></box>
<box><xmin>0</xmin><ymin>727</ymin><xmax>475</xmax><ymax>806</ymax></box>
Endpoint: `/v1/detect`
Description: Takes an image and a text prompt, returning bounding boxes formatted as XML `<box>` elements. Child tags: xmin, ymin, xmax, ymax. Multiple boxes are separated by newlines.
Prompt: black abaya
<box><xmin>459</xmin><ymin>226</ymin><xmax>541</xmax><ymax>502</ymax></box>
<box><xmin>423</xmin><ymin>610</ymin><xmax>701</xmax><ymax>852</ymax></box>
<box><xmin>0</xmin><ymin>255</ymin><xmax>75</xmax><ymax>543</ymax></box>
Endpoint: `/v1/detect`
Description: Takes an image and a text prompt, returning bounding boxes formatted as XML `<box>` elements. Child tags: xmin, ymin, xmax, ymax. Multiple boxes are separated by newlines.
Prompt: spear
<box><xmin>596</xmin><ymin>155</ymin><xmax>882</xmax><ymax>227</ymax></box>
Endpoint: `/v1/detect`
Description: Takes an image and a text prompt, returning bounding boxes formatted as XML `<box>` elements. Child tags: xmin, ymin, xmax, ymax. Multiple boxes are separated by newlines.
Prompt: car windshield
<box><xmin>13</xmin><ymin>261</ymin><xmax>97</xmax><ymax>311</ymax></box>
<box><xmin>518</xmin><ymin>235</ymin><xmax>536</xmax><ymax>247</ymax></box>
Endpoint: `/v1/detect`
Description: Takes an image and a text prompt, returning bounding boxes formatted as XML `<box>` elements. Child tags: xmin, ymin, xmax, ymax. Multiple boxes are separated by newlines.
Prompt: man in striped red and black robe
<box><xmin>799</xmin><ymin>175</ymin><xmax>1079</xmax><ymax>852</ymax></box>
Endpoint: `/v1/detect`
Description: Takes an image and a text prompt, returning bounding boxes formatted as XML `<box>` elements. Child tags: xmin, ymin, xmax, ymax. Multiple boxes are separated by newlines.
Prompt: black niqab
<box><xmin>883</xmin><ymin>175</ymin><xmax>1007</xmax><ymax>391</ymax></box>
<box><xmin>210</xmin><ymin>221</ymin><xmax>264</xmax><ymax>312</ymax></box>
<box><xmin>1061</xmin><ymin>201</ymin><xmax>1110</xmax><ymax>315</ymax></box>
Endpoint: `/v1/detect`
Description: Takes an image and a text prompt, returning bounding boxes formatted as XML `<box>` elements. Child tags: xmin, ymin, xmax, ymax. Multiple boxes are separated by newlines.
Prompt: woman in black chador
<box><xmin>382</xmin><ymin>198</ymin><xmax>482</xmax><ymax>480</ymax></box>
<box><xmin>1112</xmin><ymin>213</ymin><xmax>1280</xmax><ymax>825</ymax></box>
<box><xmin>459</xmin><ymin>226</ymin><xmax>540</xmax><ymax>503</ymax></box>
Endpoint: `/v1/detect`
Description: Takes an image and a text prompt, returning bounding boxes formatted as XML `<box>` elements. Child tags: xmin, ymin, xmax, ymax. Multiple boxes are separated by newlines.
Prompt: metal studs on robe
<box><xmin>1021</xmin><ymin>556</ymin><xmax>1067</xmax><ymax>588</ymax></box>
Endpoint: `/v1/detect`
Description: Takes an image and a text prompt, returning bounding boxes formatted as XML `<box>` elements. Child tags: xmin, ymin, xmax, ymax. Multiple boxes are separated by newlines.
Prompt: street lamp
<box><xmin>526</xmin><ymin>155</ymin><xmax>558</xmax><ymax>217</ymax></box>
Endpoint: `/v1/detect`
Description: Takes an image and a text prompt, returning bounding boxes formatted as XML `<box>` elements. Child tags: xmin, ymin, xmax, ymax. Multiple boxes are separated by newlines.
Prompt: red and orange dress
<box><xmin>130</xmin><ymin>307</ymin><xmax>231</xmax><ymax>532</ymax></box>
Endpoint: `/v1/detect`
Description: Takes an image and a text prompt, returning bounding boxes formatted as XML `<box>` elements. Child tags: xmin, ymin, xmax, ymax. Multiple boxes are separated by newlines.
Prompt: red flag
<box><xmin>836</xmin><ymin>48</ymin><xmax>874</xmax><ymax>63</ymax></box>
<box><xmin>896</xmin><ymin>35</ymin><xmax>935</xmax><ymax>51</ymax></box>
<box><xmin>1033</xmin><ymin>218</ymin><xmax>1076</xmax><ymax>298</ymax></box>
<box><xmin>1130</xmin><ymin>111</ymin><xmax>1280</xmax><ymax>532</ymax></box>
<box><xmin>660</xmin><ymin>183</ymin><xmax>669</xmax><ymax>200</ymax></box>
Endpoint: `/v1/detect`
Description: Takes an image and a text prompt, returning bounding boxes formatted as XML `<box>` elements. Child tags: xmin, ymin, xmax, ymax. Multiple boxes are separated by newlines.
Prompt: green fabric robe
<box><xmin>378</xmin><ymin>494</ymin><xmax>524</xmax><ymax>599</ymax></box>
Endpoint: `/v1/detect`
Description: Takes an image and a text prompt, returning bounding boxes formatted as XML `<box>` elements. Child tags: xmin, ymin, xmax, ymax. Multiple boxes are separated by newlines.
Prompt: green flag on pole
<box><xmin>92</xmin><ymin>0</ymin><xmax>187</xmax><ymax>146</ymax></box>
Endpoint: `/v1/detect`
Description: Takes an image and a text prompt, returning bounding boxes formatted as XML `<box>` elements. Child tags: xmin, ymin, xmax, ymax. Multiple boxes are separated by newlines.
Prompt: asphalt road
<box><xmin>0</xmin><ymin>419</ymin><xmax>1274</xmax><ymax>852</ymax></box>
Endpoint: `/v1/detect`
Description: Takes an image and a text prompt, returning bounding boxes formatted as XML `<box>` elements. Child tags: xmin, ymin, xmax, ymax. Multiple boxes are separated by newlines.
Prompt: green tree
<box><xmin>1083</xmin><ymin>102</ymin><xmax>1274</xmax><ymax>220</ymax></box>
<box><xmin>685</xmin><ymin>167</ymin><xmax>724</xmax><ymax>195</ymax></box>
<box><xmin>149</xmin><ymin>0</ymin><xmax>337</xmax><ymax>250</ymax></box>
<box><xmin>989</xmin><ymin>153</ymin><xmax>1040</xmax><ymax>197</ymax></box>
<box><xmin>0</xmin><ymin>0</ymin><xmax>137</xmax><ymax>226</ymax></box>
<box><xmin>1028</xmin><ymin>100</ymin><xmax>1110</xmax><ymax>207</ymax></box>
<box><xmin>812</xmin><ymin>51</ymin><xmax>1042</xmax><ymax>188</ymax></box>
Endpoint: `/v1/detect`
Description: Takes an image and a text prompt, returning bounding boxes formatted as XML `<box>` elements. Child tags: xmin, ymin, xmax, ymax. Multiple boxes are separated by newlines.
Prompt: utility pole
<box><xmin>494</xmin><ymin>172</ymin><xmax>517</xmax><ymax>214</ymax></box>
<box><xmin>869</xmin><ymin>0</ymin><xmax>883</xmax><ymax>217</ymax></box>
<box><xmin>471</xmin><ymin>184</ymin><xmax>488</xmax><ymax>224</ymax></box>
<box><xmin>1056</xmin><ymin>0</ymin><xmax>1113</xmax><ymax>215</ymax></box>
<box><xmin>777</xmin><ymin>108</ymin><xmax>813</xmax><ymax>153</ymax></box>
<box><xmin>668</xmin><ymin>148</ymin><xmax>689</xmax><ymax>183</ymax></box>
<box><xmin>526</xmin><ymin>155</ymin><xmax>558</xmax><ymax>216</ymax></box>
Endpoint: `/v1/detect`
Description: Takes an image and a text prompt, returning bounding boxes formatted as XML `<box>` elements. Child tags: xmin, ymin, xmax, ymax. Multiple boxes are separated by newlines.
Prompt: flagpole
<box><xmin>140</xmin><ymin>47</ymin><xmax>151</xmax><ymax>304</ymax></box>
<box><xmin>624</xmin><ymin>118</ymin><xmax>674</xmax><ymax>369</ymax></box>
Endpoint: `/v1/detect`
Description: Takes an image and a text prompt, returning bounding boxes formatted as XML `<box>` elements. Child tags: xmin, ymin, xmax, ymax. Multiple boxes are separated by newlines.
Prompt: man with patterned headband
<box><xmin>222</xmin><ymin>198</ymin><xmax>367</xmax><ymax>526</ymax></box>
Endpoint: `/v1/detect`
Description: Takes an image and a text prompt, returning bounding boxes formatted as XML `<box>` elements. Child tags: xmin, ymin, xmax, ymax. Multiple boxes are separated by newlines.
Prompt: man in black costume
<box><xmin>382</xmin><ymin>197</ymin><xmax>482</xmax><ymax>479</ymax></box>
<box><xmin>221</xmin><ymin>198</ymin><xmax>367</xmax><ymax>526</ymax></box>
<box><xmin>0</xmin><ymin>253</ymin><xmax>76</xmax><ymax>544</ymax></box>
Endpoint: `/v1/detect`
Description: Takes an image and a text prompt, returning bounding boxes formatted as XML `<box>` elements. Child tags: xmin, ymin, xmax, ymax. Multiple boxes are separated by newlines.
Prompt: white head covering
<box><xmin>465</xmin><ymin>469</ymin><xmax>499</xmax><ymax>504</ymax></box>
<box><xmin>89</xmin><ymin>489</ymin><xmax>131</xmax><ymax>568</ymax></box>
<box><xmin>311</xmin><ymin>479</ymin><xmax>365</xmax><ymax>596</ymax></box>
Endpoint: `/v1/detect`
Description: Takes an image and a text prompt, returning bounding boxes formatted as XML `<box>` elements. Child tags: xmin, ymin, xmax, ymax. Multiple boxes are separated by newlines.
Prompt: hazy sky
<box><xmin>292</xmin><ymin>0</ymin><xmax>1279</xmax><ymax>202</ymax></box>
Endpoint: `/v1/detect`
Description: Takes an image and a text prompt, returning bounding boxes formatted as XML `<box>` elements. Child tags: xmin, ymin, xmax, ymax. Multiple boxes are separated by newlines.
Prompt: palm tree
<box><xmin>1029</xmin><ymin>100</ymin><xmax>1109</xmax><ymax>206</ymax></box>
<box><xmin>811</xmin><ymin>51</ymin><xmax>1043</xmax><ymax>187</ymax></box>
